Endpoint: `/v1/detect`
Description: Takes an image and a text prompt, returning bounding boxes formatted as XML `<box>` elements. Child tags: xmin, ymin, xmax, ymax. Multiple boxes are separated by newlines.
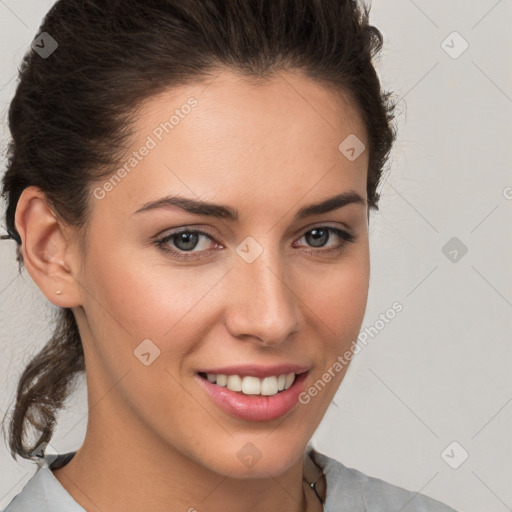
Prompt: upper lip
<box><xmin>197</xmin><ymin>364</ymin><xmax>310</xmax><ymax>379</ymax></box>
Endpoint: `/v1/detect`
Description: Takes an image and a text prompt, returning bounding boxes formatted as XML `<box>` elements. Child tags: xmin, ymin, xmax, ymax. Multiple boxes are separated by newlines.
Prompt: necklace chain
<box><xmin>302</xmin><ymin>474</ymin><xmax>325</xmax><ymax>511</ymax></box>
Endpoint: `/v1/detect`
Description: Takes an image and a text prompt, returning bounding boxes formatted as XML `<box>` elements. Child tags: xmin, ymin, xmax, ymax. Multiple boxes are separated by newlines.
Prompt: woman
<box><xmin>1</xmin><ymin>1</ymin><xmax>458</xmax><ymax>511</ymax></box>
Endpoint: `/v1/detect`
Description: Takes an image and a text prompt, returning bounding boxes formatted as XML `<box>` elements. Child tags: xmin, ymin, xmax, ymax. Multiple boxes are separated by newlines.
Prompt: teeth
<box><xmin>241</xmin><ymin>376</ymin><xmax>259</xmax><ymax>394</ymax></box>
<box><xmin>203</xmin><ymin>372</ymin><xmax>297</xmax><ymax>396</ymax></box>
<box><xmin>227</xmin><ymin>374</ymin><xmax>242</xmax><ymax>392</ymax></box>
<box><xmin>216</xmin><ymin>374</ymin><xmax>227</xmax><ymax>386</ymax></box>
<box><xmin>284</xmin><ymin>373</ymin><xmax>295</xmax><ymax>389</ymax></box>
<box><xmin>260</xmin><ymin>376</ymin><xmax>278</xmax><ymax>396</ymax></box>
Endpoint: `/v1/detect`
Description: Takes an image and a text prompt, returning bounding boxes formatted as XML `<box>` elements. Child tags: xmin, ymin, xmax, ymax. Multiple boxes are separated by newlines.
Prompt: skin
<box><xmin>16</xmin><ymin>67</ymin><xmax>370</xmax><ymax>512</ymax></box>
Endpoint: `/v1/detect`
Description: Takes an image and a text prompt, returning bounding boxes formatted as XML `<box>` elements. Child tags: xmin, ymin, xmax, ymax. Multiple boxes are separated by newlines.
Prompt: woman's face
<box><xmin>72</xmin><ymin>68</ymin><xmax>370</xmax><ymax>478</ymax></box>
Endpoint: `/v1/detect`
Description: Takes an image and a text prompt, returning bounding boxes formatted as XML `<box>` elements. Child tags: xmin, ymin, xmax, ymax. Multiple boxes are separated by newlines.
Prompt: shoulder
<box><xmin>2</xmin><ymin>453</ymin><xmax>84</xmax><ymax>512</ymax></box>
<box><xmin>308</xmin><ymin>447</ymin><xmax>459</xmax><ymax>512</ymax></box>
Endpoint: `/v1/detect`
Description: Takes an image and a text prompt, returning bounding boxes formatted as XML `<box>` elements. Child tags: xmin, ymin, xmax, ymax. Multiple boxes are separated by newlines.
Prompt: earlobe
<box><xmin>14</xmin><ymin>186</ymin><xmax>83</xmax><ymax>308</ymax></box>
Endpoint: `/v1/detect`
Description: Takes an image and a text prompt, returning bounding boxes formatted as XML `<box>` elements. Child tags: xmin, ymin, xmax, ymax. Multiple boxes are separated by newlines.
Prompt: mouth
<box><xmin>195</xmin><ymin>370</ymin><xmax>310</xmax><ymax>422</ymax></box>
<box><xmin>197</xmin><ymin>371</ymin><xmax>301</xmax><ymax>396</ymax></box>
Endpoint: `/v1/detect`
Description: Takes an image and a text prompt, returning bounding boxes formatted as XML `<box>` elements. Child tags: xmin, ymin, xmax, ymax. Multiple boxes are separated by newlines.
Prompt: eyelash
<box><xmin>154</xmin><ymin>226</ymin><xmax>356</xmax><ymax>261</ymax></box>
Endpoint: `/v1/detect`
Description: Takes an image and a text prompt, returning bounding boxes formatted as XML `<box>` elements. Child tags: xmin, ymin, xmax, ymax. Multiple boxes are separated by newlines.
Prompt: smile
<box><xmin>198</xmin><ymin>372</ymin><xmax>297</xmax><ymax>396</ymax></box>
<box><xmin>195</xmin><ymin>370</ymin><xmax>310</xmax><ymax>422</ymax></box>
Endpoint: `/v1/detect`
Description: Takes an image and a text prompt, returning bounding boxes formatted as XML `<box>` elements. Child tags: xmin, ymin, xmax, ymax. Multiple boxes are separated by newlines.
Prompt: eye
<box><xmin>293</xmin><ymin>226</ymin><xmax>356</xmax><ymax>255</ymax></box>
<box><xmin>154</xmin><ymin>225</ymin><xmax>356</xmax><ymax>261</ymax></box>
<box><xmin>154</xmin><ymin>229</ymin><xmax>219</xmax><ymax>260</ymax></box>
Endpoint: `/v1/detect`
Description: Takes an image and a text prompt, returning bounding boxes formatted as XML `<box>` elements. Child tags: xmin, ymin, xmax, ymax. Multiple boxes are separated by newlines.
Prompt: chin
<box><xmin>193</xmin><ymin>437</ymin><xmax>306</xmax><ymax>479</ymax></box>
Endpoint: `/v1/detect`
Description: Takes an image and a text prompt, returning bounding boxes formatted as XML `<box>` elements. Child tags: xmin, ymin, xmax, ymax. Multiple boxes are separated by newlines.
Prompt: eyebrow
<box><xmin>132</xmin><ymin>191</ymin><xmax>365</xmax><ymax>220</ymax></box>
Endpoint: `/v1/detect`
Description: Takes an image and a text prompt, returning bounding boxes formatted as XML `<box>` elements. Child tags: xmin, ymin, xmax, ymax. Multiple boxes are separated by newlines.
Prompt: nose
<box><xmin>224</xmin><ymin>251</ymin><xmax>299</xmax><ymax>346</ymax></box>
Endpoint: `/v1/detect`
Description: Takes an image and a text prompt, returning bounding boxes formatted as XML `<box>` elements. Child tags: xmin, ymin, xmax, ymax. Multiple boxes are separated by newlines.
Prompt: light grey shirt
<box><xmin>3</xmin><ymin>447</ymin><xmax>458</xmax><ymax>511</ymax></box>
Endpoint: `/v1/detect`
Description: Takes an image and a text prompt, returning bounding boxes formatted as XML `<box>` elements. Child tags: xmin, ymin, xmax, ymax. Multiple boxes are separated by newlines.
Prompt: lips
<box><xmin>195</xmin><ymin>370</ymin><xmax>309</xmax><ymax>421</ymax></box>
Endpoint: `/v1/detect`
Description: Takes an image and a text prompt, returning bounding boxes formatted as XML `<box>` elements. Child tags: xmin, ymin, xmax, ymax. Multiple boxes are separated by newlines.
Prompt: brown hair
<box><xmin>1</xmin><ymin>0</ymin><xmax>397</xmax><ymax>461</ymax></box>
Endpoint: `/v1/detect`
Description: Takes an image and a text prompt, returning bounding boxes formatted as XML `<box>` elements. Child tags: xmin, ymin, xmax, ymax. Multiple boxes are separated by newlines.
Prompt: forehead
<box><xmin>136</xmin><ymin>67</ymin><xmax>367</xmax><ymax>149</ymax></box>
<box><xmin>90</xmin><ymin>68</ymin><xmax>369</xmax><ymax>220</ymax></box>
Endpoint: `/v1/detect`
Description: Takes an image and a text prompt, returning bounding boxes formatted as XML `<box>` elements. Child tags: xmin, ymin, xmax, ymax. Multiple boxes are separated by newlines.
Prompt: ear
<box><xmin>15</xmin><ymin>186</ymin><xmax>83</xmax><ymax>308</ymax></box>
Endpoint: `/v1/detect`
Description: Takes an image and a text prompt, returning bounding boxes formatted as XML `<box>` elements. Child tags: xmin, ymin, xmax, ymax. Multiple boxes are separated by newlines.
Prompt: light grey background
<box><xmin>1</xmin><ymin>1</ymin><xmax>511</xmax><ymax>511</ymax></box>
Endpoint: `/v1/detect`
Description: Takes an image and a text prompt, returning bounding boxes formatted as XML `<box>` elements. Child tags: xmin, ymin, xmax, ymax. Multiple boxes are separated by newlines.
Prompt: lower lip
<box><xmin>195</xmin><ymin>372</ymin><xmax>308</xmax><ymax>422</ymax></box>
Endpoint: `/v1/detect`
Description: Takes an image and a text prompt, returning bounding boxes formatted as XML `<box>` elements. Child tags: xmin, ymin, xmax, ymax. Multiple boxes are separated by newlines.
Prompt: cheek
<box><xmin>300</xmin><ymin>251</ymin><xmax>370</xmax><ymax>336</ymax></box>
<box><xmin>78</xmin><ymin>250</ymin><xmax>219</xmax><ymax>418</ymax></box>
<box><xmin>80</xmin><ymin>246</ymin><xmax>226</xmax><ymax>360</ymax></box>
